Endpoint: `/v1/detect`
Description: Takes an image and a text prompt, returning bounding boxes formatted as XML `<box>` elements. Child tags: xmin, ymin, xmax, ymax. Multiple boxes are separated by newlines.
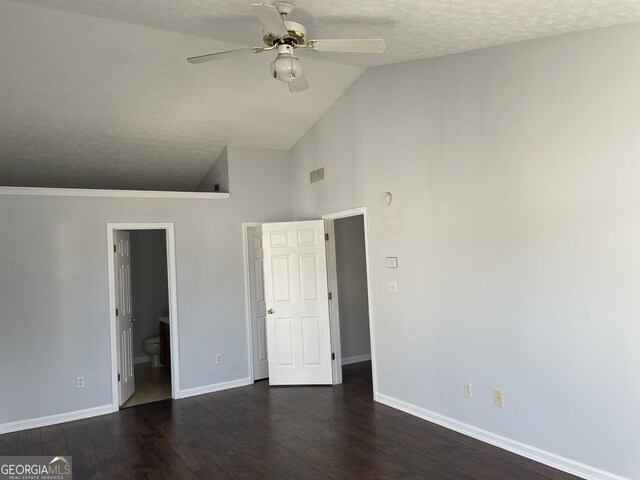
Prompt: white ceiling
<box><xmin>3</xmin><ymin>0</ymin><xmax>640</xmax><ymax>190</ymax></box>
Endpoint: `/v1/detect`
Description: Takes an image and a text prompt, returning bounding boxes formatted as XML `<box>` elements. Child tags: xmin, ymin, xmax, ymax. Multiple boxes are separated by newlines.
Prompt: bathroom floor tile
<box><xmin>121</xmin><ymin>362</ymin><xmax>171</xmax><ymax>408</ymax></box>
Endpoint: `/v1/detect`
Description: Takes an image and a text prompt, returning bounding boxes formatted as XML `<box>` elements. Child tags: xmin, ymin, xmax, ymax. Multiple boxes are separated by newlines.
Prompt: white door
<box><xmin>114</xmin><ymin>231</ymin><xmax>135</xmax><ymax>405</ymax></box>
<box><xmin>262</xmin><ymin>220</ymin><xmax>333</xmax><ymax>385</ymax></box>
<box><xmin>248</xmin><ymin>226</ymin><xmax>269</xmax><ymax>380</ymax></box>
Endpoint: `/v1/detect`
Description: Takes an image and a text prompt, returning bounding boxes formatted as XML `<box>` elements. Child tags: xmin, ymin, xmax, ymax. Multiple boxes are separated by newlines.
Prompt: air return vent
<box><xmin>310</xmin><ymin>167</ymin><xmax>325</xmax><ymax>184</ymax></box>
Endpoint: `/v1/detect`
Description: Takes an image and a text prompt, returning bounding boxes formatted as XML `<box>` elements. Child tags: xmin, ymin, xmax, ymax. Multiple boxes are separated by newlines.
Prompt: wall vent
<box><xmin>310</xmin><ymin>167</ymin><xmax>325</xmax><ymax>184</ymax></box>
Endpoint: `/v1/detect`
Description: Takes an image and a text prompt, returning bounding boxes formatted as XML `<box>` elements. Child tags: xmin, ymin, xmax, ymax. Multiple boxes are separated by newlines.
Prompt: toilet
<box><xmin>143</xmin><ymin>336</ymin><xmax>162</xmax><ymax>368</ymax></box>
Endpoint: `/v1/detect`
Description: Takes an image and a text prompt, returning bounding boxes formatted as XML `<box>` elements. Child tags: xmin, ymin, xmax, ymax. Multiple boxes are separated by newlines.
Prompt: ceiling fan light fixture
<box><xmin>187</xmin><ymin>3</ymin><xmax>386</xmax><ymax>93</ymax></box>
<box><xmin>270</xmin><ymin>44</ymin><xmax>302</xmax><ymax>83</ymax></box>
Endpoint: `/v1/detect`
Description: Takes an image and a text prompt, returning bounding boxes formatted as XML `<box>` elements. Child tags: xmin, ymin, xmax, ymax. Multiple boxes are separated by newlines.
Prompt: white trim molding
<box><xmin>323</xmin><ymin>218</ymin><xmax>342</xmax><ymax>384</ymax></box>
<box><xmin>341</xmin><ymin>354</ymin><xmax>372</xmax><ymax>366</ymax></box>
<box><xmin>0</xmin><ymin>186</ymin><xmax>231</xmax><ymax>199</ymax></box>
<box><xmin>0</xmin><ymin>405</ymin><xmax>114</xmax><ymax>435</ymax></box>
<box><xmin>375</xmin><ymin>393</ymin><xmax>629</xmax><ymax>480</ymax></box>
<box><xmin>179</xmin><ymin>377</ymin><xmax>252</xmax><ymax>399</ymax></box>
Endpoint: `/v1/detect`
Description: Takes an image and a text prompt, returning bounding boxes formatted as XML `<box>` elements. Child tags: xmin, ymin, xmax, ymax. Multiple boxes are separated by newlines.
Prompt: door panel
<box><xmin>256</xmin><ymin>315</ymin><xmax>267</xmax><ymax>362</ymax></box>
<box><xmin>272</xmin><ymin>256</ymin><xmax>291</xmax><ymax>302</ymax></box>
<box><xmin>275</xmin><ymin>317</ymin><xmax>295</xmax><ymax>366</ymax></box>
<box><xmin>115</xmin><ymin>231</ymin><xmax>135</xmax><ymax>405</ymax></box>
<box><xmin>299</xmin><ymin>254</ymin><xmax>319</xmax><ymax>301</ymax></box>
<box><xmin>301</xmin><ymin>316</ymin><xmax>322</xmax><ymax>365</ymax></box>
<box><xmin>262</xmin><ymin>220</ymin><xmax>333</xmax><ymax>385</ymax></box>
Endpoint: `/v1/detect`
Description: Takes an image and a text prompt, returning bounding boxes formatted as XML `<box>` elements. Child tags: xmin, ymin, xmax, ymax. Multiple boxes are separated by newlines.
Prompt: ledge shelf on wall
<box><xmin>0</xmin><ymin>186</ymin><xmax>231</xmax><ymax>199</ymax></box>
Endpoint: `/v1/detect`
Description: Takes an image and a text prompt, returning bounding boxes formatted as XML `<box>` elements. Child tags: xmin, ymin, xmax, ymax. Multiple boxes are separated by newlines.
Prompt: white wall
<box><xmin>334</xmin><ymin>215</ymin><xmax>371</xmax><ymax>361</ymax></box>
<box><xmin>0</xmin><ymin>147</ymin><xmax>292</xmax><ymax>426</ymax></box>
<box><xmin>289</xmin><ymin>23</ymin><xmax>640</xmax><ymax>479</ymax></box>
<box><xmin>130</xmin><ymin>229</ymin><xmax>168</xmax><ymax>360</ymax></box>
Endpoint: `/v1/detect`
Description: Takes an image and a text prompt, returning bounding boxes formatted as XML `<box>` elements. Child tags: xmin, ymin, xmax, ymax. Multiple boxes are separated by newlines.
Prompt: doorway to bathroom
<box><xmin>107</xmin><ymin>223</ymin><xmax>181</xmax><ymax>410</ymax></box>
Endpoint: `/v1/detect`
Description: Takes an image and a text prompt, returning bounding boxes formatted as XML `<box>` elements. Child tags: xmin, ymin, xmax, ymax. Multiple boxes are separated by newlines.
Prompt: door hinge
<box><xmin>331</xmin><ymin>353</ymin><xmax>335</xmax><ymax>360</ymax></box>
<box><xmin>325</xmin><ymin>233</ymin><xmax>329</xmax><ymax>241</ymax></box>
<box><xmin>328</xmin><ymin>292</ymin><xmax>333</xmax><ymax>300</ymax></box>
<box><xmin>113</xmin><ymin>244</ymin><xmax>116</xmax><ymax>253</ymax></box>
<box><xmin>117</xmin><ymin>373</ymin><xmax>121</xmax><ymax>382</ymax></box>
<box><xmin>115</xmin><ymin>308</ymin><xmax>119</xmax><ymax>317</ymax></box>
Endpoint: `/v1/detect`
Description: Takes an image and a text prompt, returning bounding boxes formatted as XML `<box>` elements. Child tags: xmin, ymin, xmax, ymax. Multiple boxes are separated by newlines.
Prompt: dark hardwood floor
<box><xmin>0</xmin><ymin>362</ymin><xmax>580</xmax><ymax>479</ymax></box>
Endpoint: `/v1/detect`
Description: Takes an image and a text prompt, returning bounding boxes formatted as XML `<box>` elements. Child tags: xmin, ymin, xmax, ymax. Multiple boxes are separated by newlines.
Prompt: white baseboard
<box><xmin>342</xmin><ymin>353</ymin><xmax>372</xmax><ymax>366</ymax></box>
<box><xmin>0</xmin><ymin>404</ymin><xmax>114</xmax><ymax>434</ymax></box>
<box><xmin>375</xmin><ymin>393</ymin><xmax>628</xmax><ymax>480</ymax></box>
<box><xmin>179</xmin><ymin>377</ymin><xmax>252</xmax><ymax>399</ymax></box>
<box><xmin>134</xmin><ymin>356</ymin><xmax>151</xmax><ymax>365</ymax></box>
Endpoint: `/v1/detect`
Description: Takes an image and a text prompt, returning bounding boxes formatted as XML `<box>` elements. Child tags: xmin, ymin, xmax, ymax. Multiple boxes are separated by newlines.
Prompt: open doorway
<box><xmin>324</xmin><ymin>208</ymin><xmax>375</xmax><ymax>390</ymax></box>
<box><xmin>107</xmin><ymin>223</ymin><xmax>181</xmax><ymax>411</ymax></box>
<box><xmin>333</xmin><ymin>215</ymin><xmax>371</xmax><ymax>376</ymax></box>
<box><xmin>126</xmin><ymin>229</ymin><xmax>171</xmax><ymax>407</ymax></box>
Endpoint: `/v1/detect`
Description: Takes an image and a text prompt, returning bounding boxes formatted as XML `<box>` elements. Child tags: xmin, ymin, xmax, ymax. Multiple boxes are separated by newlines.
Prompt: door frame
<box><xmin>242</xmin><ymin>222</ymin><xmax>262</xmax><ymax>383</ymax></box>
<box><xmin>107</xmin><ymin>222</ymin><xmax>181</xmax><ymax>410</ymax></box>
<box><xmin>322</xmin><ymin>207</ymin><xmax>377</xmax><ymax>393</ymax></box>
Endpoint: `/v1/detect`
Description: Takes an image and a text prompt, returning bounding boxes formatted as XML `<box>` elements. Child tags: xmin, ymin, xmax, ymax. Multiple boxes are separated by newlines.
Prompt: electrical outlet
<box><xmin>76</xmin><ymin>376</ymin><xmax>85</xmax><ymax>389</ymax></box>
<box><xmin>493</xmin><ymin>389</ymin><xmax>504</xmax><ymax>408</ymax></box>
<box><xmin>464</xmin><ymin>382</ymin><xmax>473</xmax><ymax>398</ymax></box>
<box><xmin>388</xmin><ymin>280</ymin><xmax>398</xmax><ymax>292</ymax></box>
<box><xmin>215</xmin><ymin>354</ymin><xmax>223</xmax><ymax>365</ymax></box>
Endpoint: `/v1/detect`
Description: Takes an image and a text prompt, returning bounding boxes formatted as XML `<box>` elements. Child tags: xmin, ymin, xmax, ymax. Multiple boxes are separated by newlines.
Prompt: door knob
<box><xmin>267</xmin><ymin>308</ymin><xmax>274</xmax><ymax>314</ymax></box>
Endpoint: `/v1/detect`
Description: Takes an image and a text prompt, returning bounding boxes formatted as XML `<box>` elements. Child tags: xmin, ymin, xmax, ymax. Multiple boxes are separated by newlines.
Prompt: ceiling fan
<box><xmin>187</xmin><ymin>1</ymin><xmax>386</xmax><ymax>93</ymax></box>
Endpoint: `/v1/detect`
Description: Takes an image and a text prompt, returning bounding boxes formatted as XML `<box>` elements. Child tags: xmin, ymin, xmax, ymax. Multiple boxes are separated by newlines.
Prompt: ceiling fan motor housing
<box><xmin>263</xmin><ymin>20</ymin><xmax>307</xmax><ymax>47</ymax></box>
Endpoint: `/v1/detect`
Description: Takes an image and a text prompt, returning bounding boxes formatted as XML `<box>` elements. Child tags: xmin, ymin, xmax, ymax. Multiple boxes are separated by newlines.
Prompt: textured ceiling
<box><xmin>15</xmin><ymin>0</ymin><xmax>640</xmax><ymax>67</ymax></box>
<box><xmin>3</xmin><ymin>0</ymin><xmax>640</xmax><ymax>190</ymax></box>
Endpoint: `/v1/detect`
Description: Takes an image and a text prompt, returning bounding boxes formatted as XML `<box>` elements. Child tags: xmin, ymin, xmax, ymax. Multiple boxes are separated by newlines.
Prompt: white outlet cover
<box><xmin>388</xmin><ymin>280</ymin><xmax>398</xmax><ymax>292</ymax></box>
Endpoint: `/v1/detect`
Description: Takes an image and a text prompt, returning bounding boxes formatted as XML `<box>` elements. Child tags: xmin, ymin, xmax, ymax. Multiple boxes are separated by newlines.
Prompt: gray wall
<box><xmin>197</xmin><ymin>148</ymin><xmax>229</xmax><ymax>193</ymax></box>
<box><xmin>334</xmin><ymin>215</ymin><xmax>370</xmax><ymax>361</ymax></box>
<box><xmin>0</xmin><ymin>147</ymin><xmax>292</xmax><ymax>424</ymax></box>
<box><xmin>130</xmin><ymin>230</ymin><xmax>169</xmax><ymax>360</ymax></box>
<box><xmin>289</xmin><ymin>23</ymin><xmax>640</xmax><ymax>479</ymax></box>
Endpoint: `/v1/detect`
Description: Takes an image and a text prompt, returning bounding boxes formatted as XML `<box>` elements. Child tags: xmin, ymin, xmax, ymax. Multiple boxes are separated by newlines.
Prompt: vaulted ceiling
<box><xmin>2</xmin><ymin>0</ymin><xmax>640</xmax><ymax>190</ymax></box>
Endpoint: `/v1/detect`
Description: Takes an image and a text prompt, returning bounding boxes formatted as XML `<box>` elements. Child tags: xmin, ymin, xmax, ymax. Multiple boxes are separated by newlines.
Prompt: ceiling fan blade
<box><xmin>250</xmin><ymin>4</ymin><xmax>288</xmax><ymax>36</ymax></box>
<box><xmin>187</xmin><ymin>47</ymin><xmax>267</xmax><ymax>64</ymax></box>
<box><xmin>307</xmin><ymin>39</ymin><xmax>386</xmax><ymax>53</ymax></box>
<box><xmin>289</xmin><ymin>72</ymin><xmax>309</xmax><ymax>93</ymax></box>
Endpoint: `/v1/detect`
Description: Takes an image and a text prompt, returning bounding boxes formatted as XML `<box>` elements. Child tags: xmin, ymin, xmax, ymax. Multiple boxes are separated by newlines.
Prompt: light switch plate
<box><xmin>464</xmin><ymin>382</ymin><xmax>473</xmax><ymax>398</ymax></box>
<box><xmin>386</xmin><ymin>257</ymin><xmax>398</xmax><ymax>268</ymax></box>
